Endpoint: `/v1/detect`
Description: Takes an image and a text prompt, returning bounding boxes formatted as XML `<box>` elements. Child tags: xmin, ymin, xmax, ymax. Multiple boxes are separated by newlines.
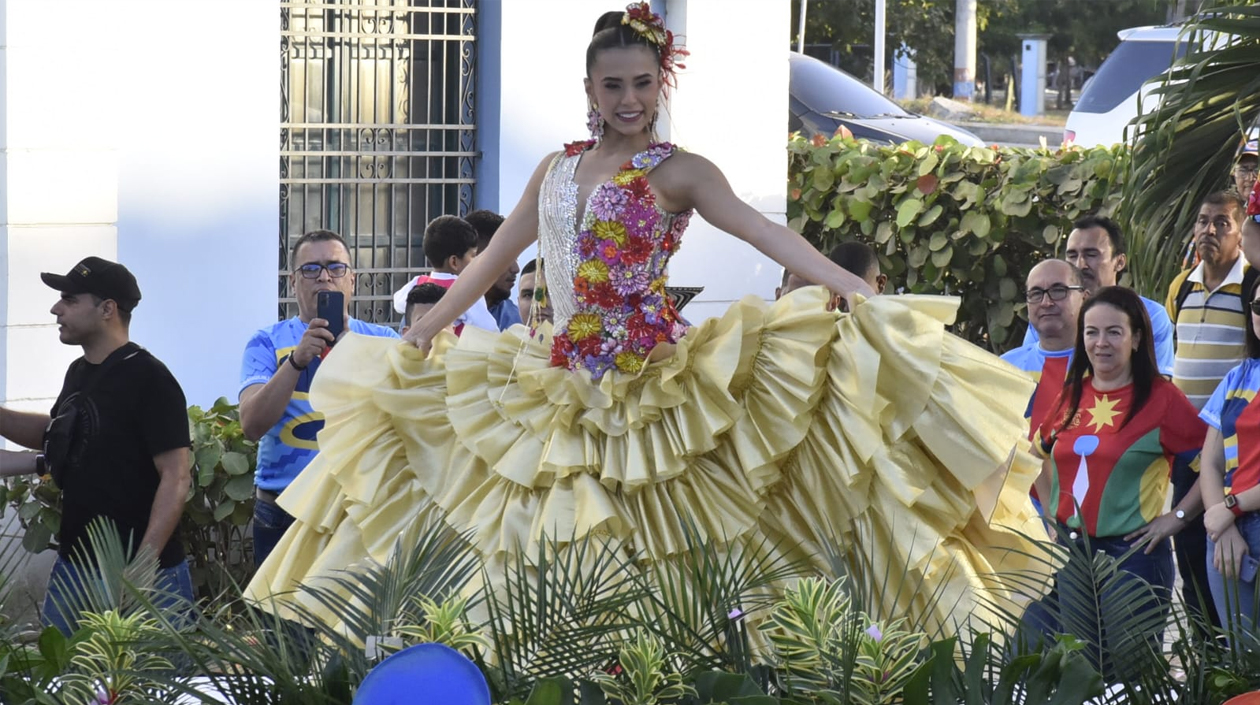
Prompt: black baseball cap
<box><xmin>40</xmin><ymin>256</ymin><xmax>142</xmax><ymax>312</ymax></box>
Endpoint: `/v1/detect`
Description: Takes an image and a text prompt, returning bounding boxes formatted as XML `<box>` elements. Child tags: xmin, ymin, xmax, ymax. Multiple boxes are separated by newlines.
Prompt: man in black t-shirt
<box><xmin>0</xmin><ymin>256</ymin><xmax>192</xmax><ymax>634</ymax></box>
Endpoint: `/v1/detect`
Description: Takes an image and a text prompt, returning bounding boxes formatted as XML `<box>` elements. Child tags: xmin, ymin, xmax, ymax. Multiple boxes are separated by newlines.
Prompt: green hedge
<box><xmin>787</xmin><ymin>134</ymin><xmax>1130</xmax><ymax>351</ymax></box>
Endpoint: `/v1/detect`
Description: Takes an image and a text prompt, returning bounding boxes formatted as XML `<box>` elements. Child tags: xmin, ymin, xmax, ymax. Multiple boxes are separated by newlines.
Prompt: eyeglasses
<box><xmin>1237</xmin><ymin>166</ymin><xmax>1259</xmax><ymax>176</ymax></box>
<box><xmin>1025</xmin><ymin>284</ymin><xmax>1084</xmax><ymax>304</ymax></box>
<box><xmin>295</xmin><ymin>262</ymin><xmax>350</xmax><ymax>279</ymax></box>
<box><xmin>1250</xmin><ymin>300</ymin><xmax>1260</xmax><ymax>315</ymax></box>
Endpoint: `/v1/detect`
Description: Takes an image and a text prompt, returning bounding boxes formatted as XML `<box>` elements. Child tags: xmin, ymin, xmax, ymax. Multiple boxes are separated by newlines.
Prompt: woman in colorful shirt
<box><xmin>247</xmin><ymin>3</ymin><xmax>1051</xmax><ymax>636</ymax></box>
<box><xmin>1201</xmin><ymin>273</ymin><xmax>1260</xmax><ymax>630</ymax></box>
<box><xmin>1025</xmin><ymin>287</ymin><xmax>1205</xmax><ymax>654</ymax></box>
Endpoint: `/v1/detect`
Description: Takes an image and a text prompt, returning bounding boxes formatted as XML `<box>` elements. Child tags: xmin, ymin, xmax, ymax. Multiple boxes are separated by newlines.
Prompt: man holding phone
<box><xmin>238</xmin><ymin>229</ymin><xmax>398</xmax><ymax>566</ymax></box>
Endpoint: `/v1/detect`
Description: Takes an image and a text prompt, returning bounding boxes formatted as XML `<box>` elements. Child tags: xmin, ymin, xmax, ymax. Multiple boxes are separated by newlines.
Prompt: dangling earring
<box><xmin>648</xmin><ymin>111</ymin><xmax>659</xmax><ymax>141</ymax></box>
<box><xmin>587</xmin><ymin>105</ymin><xmax>604</xmax><ymax>142</ymax></box>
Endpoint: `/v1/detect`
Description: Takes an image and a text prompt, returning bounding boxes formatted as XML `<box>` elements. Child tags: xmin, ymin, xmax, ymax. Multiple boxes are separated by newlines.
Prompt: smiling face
<box><xmin>1083</xmin><ymin>302</ymin><xmax>1139</xmax><ymax>383</ymax></box>
<box><xmin>584</xmin><ymin>45</ymin><xmax>662</xmax><ymax>139</ymax></box>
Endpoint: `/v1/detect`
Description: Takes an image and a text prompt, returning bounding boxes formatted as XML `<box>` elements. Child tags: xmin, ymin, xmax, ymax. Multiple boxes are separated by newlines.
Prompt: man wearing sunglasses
<box><xmin>238</xmin><ymin>229</ymin><xmax>398</xmax><ymax>566</ymax></box>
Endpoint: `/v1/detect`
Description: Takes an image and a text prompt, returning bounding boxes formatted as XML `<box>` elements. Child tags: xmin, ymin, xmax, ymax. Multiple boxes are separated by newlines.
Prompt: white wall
<box><xmin>115</xmin><ymin>2</ymin><xmax>277</xmax><ymax>408</ymax></box>
<box><xmin>486</xmin><ymin>0</ymin><xmax>786</xmax><ymax>319</ymax></box>
<box><xmin>0</xmin><ymin>0</ymin><xmax>276</xmax><ymax>413</ymax></box>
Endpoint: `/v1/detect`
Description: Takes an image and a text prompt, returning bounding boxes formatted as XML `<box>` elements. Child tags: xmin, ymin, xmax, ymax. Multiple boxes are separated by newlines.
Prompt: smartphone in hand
<box><xmin>316</xmin><ymin>290</ymin><xmax>346</xmax><ymax>342</ymax></box>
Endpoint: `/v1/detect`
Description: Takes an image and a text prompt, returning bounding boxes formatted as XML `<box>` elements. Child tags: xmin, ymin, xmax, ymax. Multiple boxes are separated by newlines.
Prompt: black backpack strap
<box><xmin>1172</xmin><ymin>275</ymin><xmax>1196</xmax><ymax>323</ymax></box>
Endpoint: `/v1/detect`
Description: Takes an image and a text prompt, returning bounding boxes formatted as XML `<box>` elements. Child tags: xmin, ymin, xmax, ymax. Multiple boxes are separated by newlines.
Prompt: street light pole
<box><xmin>797</xmin><ymin>0</ymin><xmax>807</xmax><ymax>54</ymax></box>
<box><xmin>874</xmin><ymin>0</ymin><xmax>886</xmax><ymax>94</ymax></box>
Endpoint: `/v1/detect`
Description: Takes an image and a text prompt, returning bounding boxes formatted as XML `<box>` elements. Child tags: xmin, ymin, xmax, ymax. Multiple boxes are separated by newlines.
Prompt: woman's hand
<box><xmin>1204</xmin><ymin>501</ymin><xmax>1238</xmax><ymax>541</ymax></box>
<box><xmin>1214</xmin><ymin>524</ymin><xmax>1249</xmax><ymax>579</ymax></box>
<box><xmin>402</xmin><ymin>323</ymin><xmax>434</xmax><ymax>357</ymax></box>
<box><xmin>1124</xmin><ymin>511</ymin><xmax>1187</xmax><ymax>554</ymax></box>
<box><xmin>827</xmin><ymin>281</ymin><xmax>876</xmax><ymax>312</ymax></box>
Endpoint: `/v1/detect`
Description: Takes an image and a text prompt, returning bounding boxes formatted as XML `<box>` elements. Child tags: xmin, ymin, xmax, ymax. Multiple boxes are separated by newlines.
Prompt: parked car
<box><xmin>1064</xmin><ymin>25</ymin><xmax>1188</xmax><ymax>148</ymax></box>
<box><xmin>788</xmin><ymin>52</ymin><xmax>984</xmax><ymax>147</ymax></box>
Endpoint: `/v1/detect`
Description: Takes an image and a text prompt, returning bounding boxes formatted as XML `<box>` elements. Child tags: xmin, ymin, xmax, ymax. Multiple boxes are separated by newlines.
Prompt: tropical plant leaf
<box><xmin>1123</xmin><ymin>1</ymin><xmax>1260</xmax><ymax>297</ymax></box>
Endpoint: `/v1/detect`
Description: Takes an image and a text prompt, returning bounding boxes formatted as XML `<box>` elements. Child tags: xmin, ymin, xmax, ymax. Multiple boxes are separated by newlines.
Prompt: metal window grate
<box><xmin>279</xmin><ymin>0</ymin><xmax>476</xmax><ymax>324</ymax></box>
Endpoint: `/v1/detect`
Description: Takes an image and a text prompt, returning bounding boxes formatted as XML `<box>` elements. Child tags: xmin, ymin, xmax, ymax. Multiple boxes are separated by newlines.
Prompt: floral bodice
<box><xmin>537</xmin><ymin>140</ymin><xmax>692</xmax><ymax>379</ymax></box>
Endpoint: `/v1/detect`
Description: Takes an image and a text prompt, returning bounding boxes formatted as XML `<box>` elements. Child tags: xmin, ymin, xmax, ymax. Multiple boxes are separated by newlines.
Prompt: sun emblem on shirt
<box><xmin>1085</xmin><ymin>394</ymin><xmax>1122</xmax><ymax>432</ymax></box>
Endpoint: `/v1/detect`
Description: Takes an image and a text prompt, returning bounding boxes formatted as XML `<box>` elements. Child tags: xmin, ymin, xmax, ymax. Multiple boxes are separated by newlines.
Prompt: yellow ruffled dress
<box><xmin>247</xmin><ymin>142</ymin><xmax>1049</xmax><ymax>637</ymax></box>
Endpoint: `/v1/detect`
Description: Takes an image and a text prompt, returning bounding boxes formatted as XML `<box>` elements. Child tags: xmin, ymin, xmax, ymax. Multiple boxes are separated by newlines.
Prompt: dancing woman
<box><xmin>248</xmin><ymin>3</ymin><xmax>1048</xmax><ymax>636</ymax></box>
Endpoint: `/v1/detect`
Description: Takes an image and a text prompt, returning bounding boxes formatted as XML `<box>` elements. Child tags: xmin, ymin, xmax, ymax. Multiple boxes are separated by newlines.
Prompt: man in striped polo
<box><xmin>1165</xmin><ymin>189</ymin><xmax>1249</xmax><ymax>631</ymax></box>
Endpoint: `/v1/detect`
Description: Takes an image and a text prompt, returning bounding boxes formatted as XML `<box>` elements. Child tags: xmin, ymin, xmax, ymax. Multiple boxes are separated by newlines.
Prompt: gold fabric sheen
<box><xmin>247</xmin><ymin>289</ymin><xmax>1050</xmax><ymax>636</ymax></box>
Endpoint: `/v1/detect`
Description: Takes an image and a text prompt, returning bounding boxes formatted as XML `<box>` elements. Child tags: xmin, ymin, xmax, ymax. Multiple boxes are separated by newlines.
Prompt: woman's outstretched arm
<box><xmin>404</xmin><ymin>153</ymin><xmax>556</xmax><ymax>351</ymax></box>
<box><xmin>656</xmin><ymin>152</ymin><xmax>875</xmax><ymax>307</ymax></box>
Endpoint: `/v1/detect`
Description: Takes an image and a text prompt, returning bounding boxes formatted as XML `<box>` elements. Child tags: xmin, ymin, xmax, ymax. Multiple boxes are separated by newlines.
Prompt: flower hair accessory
<box><xmin>622</xmin><ymin>2</ymin><xmax>688</xmax><ymax>89</ymax></box>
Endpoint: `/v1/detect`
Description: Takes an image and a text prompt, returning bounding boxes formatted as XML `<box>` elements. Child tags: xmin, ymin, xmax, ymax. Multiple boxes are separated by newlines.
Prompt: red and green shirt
<box><xmin>1037</xmin><ymin>378</ymin><xmax>1206</xmax><ymax>537</ymax></box>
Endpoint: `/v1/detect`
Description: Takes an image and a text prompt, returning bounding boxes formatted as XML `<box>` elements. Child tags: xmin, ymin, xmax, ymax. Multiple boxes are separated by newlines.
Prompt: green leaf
<box><xmin>18</xmin><ymin>501</ymin><xmax>41</xmax><ymax>522</ymax></box>
<box><xmin>526</xmin><ymin>676</ymin><xmax>574</xmax><ymax>705</ymax></box>
<box><xmin>895</xmin><ymin>198</ymin><xmax>923</xmax><ymax>228</ymax></box>
<box><xmin>930</xmin><ymin>246</ymin><xmax>953</xmax><ymax>268</ymax></box>
<box><xmin>918</xmin><ymin>152</ymin><xmax>939</xmax><ymax>176</ymax></box>
<box><xmin>224</xmin><ymin>474</ymin><xmax>256</xmax><ymax>502</ymax></box>
<box><xmin>221</xmin><ymin>451</ymin><xmax>250</xmax><ymax>476</ymax></box>
<box><xmin>848</xmin><ymin>199</ymin><xmax>874</xmax><ymax>222</ymax></box>
<box><xmin>38</xmin><ymin>508</ymin><xmax>61</xmax><ymax>535</ymax></box>
<box><xmin>22</xmin><ymin>522</ymin><xmax>53</xmax><ymax>553</ymax></box>
<box><xmin>875</xmin><ymin>221</ymin><xmax>894</xmax><ymax>244</ymax></box>
<box><xmin>959</xmin><ymin>211</ymin><xmax>990</xmax><ymax>238</ymax></box>
<box><xmin>1042</xmin><ymin>224</ymin><xmax>1061</xmax><ymax>245</ymax></box>
<box><xmin>918</xmin><ymin>204</ymin><xmax>944</xmax><ymax>227</ymax></box>
<box><xmin>928</xmin><ymin>232</ymin><xmax>949</xmax><ymax>252</ymax></box>
<box><xmin>213</xmin><ymin>499</ymin><xmax>236</xmax><ymax>522</ymax></box>
<box><xmin>825</xmin><ymin>208</ymin><xmax>846</xmax><ymax>229</ymax></box>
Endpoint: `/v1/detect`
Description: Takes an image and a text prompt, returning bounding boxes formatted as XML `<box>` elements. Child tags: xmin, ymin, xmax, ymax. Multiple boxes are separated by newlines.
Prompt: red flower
<box><xmin>626</xmin><ymin>176</ymin><xmax>654</xmax><ymax>203</ymax></box>
<box><xmin>573</xmin><ymin>277</ymin><xmax>591</xmax><ymax>299</ymax></box>
<box><xmin>591</xmin><ymin>282</ymin><xmax>622</xmax><ymax>308</ymax></box>
<box><xmin>577</xmin><ymin>334</ymin><xmax>602</xmax><ymax>358</ymax></box>
<box><xmin>565</xmin><ymin>139</ymin><xmax>596</xmax><ymax>157</ymax></box>
<box><xmin>621</xmin><ymin>235</ymin><xmax>653</xmax><ymax>265</ymax></box>
<box><xmin>551</xmin><ymin>334</ymin><xmax>575</xmax><ymax>366</ymax></box>
<box><xmin>811</xmin><ymin>134</ymin><xmax>827</xmax><ymax>147</ymax></box>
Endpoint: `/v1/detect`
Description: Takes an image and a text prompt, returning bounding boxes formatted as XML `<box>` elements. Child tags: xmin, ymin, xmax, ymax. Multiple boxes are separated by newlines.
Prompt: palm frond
<box><xmin>477</xmin><ymin>531</ymin><xmax>652</xmax><ymax>700</ymax></box>
<box><xmin>636</xmin><ymin>520</ymin><xmax>811</xmax><ymax>676</ymax></box>
<box><xmin>1123</xmin><ymin>1</ymin><xmax>1260</xmax><ymax>297</ymax></box>
<box><xmin>289</xmin><ymin>518</ymin><xmax>479</xmax><ymax>648</ymax></box>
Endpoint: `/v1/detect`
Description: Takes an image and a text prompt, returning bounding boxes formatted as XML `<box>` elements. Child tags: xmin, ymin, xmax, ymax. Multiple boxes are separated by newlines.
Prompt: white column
<box><xmin>1018</xmin><ymin>34</ymin><xmax>1051</xmax><ymax>117</ymax></box>
<box><xmin>893</xmin><ymin>45</ymin><xmax>918</xmax><ymax>100</ymax></box>
<box><xmin>0</xmin><ymin>0</ymin><xmax>120</xmax><ymax>419</ymax></box>
<box><xmin>664</xmin><ymin>0</ymin><xmax>788</xmax><ymax>319</ymax></box>
<box><xmin>953</xmin><ymin>0</ymin><xmax>977</xmax><ymax>101</ymax></box>
<box><xmin>873</xmin><ymin>0</ymin><xmax>886</xmax><ymax>94</ymax></box>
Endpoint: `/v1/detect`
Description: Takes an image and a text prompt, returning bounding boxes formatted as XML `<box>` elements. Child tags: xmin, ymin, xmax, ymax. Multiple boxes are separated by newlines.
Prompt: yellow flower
<box><xmin>615</xmin><ymin>351</ymin><xmax>646</xmax><ymax>374</ymax></box>
<box><xmin>614</xmin><ymin>169</ymin><xmax>645</xmax><ymax>186</ymax></box>
<box><xmin>593</xmin><ymin>220</ymin><xmax>628</xmax><ymax>246</ymax></box>
<box><xmin>649</xmin><ymin>276</ymin><xmax>667</xmax><ymax>293</ymax></box>
<box><xmin>568</xmin><ymin>313</ymin><xmax>603</xmax><ymax>342</ymax></box>
<box><xmin>577</xmin><ymin>259</ymin><xmax>611</xmax><ymax>283</ymax></box>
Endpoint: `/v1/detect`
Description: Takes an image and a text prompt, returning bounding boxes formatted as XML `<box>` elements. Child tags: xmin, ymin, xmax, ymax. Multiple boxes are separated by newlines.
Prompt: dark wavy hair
<box><xmin>587</xmin><ymin>10</ymin><xmax>661</xmax><ymax>76</ymax></box>
<box><xmin>1053</xmin><ymin>286</ymin><xmax>1159</xmax><ymax>434</ymax></box>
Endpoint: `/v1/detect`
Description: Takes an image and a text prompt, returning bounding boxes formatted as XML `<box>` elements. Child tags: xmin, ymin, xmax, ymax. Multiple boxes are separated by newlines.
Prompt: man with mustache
<box><xmin>1022</xmin><ymin>215</ymin><xmax>1174</xmax><ymax>376</ymax></box>
<box><xmin>1164</xmin><ymin>190</ymin><xmax>1249</xmax><ymax>634</ymax></box>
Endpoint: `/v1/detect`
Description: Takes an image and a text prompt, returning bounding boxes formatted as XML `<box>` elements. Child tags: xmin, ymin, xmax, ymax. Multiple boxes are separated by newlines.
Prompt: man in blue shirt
<box><xmin>238</xmin><ymin>229</ymin><xmax>398</xmax><ymax>566</ymax></box>
<box><xmin>1023</xmin><ymin>215</ymin><xmax>1175</xmax><ymax>376</ymax></box>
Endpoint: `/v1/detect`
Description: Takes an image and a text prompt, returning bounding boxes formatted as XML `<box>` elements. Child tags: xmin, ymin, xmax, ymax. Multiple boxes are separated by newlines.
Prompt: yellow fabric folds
<box><xmin>246</xmin><ymin>290</ymin><xmax>1049</xmax><ymax>634</ymax></box>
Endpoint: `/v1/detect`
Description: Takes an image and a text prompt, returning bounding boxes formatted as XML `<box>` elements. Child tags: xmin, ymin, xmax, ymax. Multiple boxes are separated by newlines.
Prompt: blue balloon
<box><xmin>354</xmin><ymin>643</ymin><xmax>490</xmax><ymax>705</ymax></box>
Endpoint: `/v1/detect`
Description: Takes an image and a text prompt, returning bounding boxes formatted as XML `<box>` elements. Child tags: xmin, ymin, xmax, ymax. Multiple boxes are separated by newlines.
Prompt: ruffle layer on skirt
<box><xmin>246</xmin><ymin>289</ymin><xmax>1049</xmax><ymax>635</ymax></box>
